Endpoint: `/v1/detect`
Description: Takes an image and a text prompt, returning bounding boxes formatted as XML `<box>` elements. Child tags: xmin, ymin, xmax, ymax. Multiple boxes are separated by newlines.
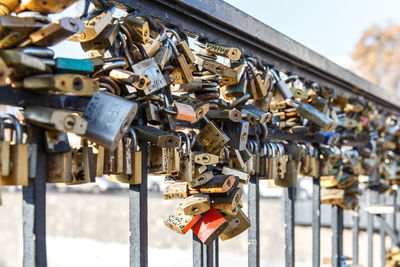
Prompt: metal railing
<box><xmin>2</xmin><ymin>0</ymin><xmax>400</xmax><ymax>267</ymax></box>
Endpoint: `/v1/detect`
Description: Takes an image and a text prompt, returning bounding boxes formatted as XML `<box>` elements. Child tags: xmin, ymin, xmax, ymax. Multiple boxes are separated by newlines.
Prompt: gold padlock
<box><xmin>0</xmin><ymin>114</ymin><xmax>28</xmax><ymax>186</ymax></box>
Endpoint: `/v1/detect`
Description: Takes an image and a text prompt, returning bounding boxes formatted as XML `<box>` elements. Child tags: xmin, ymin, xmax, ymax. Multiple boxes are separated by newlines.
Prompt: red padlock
<box><xmin>192</xmin><ymin>206</ymin><xmax>228</xmax><ymax>245</ymax></box>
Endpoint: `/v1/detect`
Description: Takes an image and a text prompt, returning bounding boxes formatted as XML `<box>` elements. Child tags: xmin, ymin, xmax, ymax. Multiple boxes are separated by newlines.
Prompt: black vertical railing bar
<box><xmin>391</xmin><ymin>190</ymin><xmax>398</xmax><ymax>247</ymax></box>
<box><xmin>380</xmin><ymin>194</ymin><xmax>386</xmax><ymax>267</ymax></box>
<box><xmin>284</xmin><ymin>187</ymin><xmax>295</xmax><ymax>267</ymax></box>
<box><xmin>352</xmin><ymin>209</ymin><xmax>359</xmax><ymax>265</ymax></box>
<box><xmin>248</xmin><ymin>174</ymin><xmax>260</xmax><ymax>267</ymax></box>
<box><xmin>129</xmin><ymin>141</ymin><xmax>148</xmax><ymax>267</ymax></box>
<box><xmin>203</xmin><ymin>243</ymin><xmax>214</xmax><ymax>267</ymax></box>
<box><xmin>312</xmin><ymin>175</ymin><xmax>321</xmax><ymax>267</ymax></box>
<box><xmin>23</xmin><ymin>127</ymin><xmax>47</xmax><ymax>267</ymax></box>
<box><xmin>331</xmin><ymin>205</ymin><xmax>343</xmax><ymax>267</ymax></box>
<box><xmin>193</xmin><ymin>233</ymin><xmax>204</xmax><ymax>267</ymax></box>
<box><xmin>212</xmin><ymin>239</ymin><xmax>219</xmax><ymax>267</ymax></box>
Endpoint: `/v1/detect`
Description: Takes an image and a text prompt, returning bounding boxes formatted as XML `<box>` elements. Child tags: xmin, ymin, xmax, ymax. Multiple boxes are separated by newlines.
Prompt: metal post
<box><xmin>23</xmin><ymin>127</ymin><xmax>47</xmax><ymax>267</ymax></box>
<box><xmin>193</xmin><ymin>233</ymin><xmax>204</xmax><ymax>267</ymax></box>
<box><xmin>367</xmin><ymin>188</ymin><xmax>379</xmax><ymax>267</ymax></box>
<box><xmin>352</xmin><ymin>209</ymin><xmax>359</xmax><ymax>265</ymax></box>
<box><xmin>213</xmin><ymin>239</ymin><xmax>219</xmax><ymax>267</ymax></box>
<box><xmin>391</xmin><ymin>190</ymin><xmax>397</xmax><ymax>247</ymax></box>
<box><xmin>375</xmin><ymin>215</ymin><xmax>400</xmax><ymax>246</ymax></box>
<box><xmin>312</xmin><ymin>176</ymin><xmax>321</xmax><ymax>267</ymax></box>
<box><xmin>129</xmin><ymin>141</ymin><xmax>148</xmax><ymax>267</ymax></box>
<box><xmin>284</xmin><ymin>187</ymin><xmax>295</xmax><ymax>267</ymax></box>
<box><xmin>248</xmin><ymin>174</ymin><xmax>260</xmax><ymax>267</ymax></box>
<box><xmin>380</xmin><ymin>195</ymin><xmax>386</xmax><ymax>267</ymax></box>
<box><xmin>332</xmin><ymin>205</ymin><xmax>343</xmax><ymax>267</ymax></box>
<box><xmin>203</xmin><ymin>243</ymin><xmax>214</xmax><ymax>267</ymax></box>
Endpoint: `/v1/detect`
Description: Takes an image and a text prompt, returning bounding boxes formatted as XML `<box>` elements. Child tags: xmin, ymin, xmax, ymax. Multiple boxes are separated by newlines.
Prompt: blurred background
<box><xmin>1</xmin><ymin>0</ymin><xmax>400</xmax><ymax>266</ymax></box>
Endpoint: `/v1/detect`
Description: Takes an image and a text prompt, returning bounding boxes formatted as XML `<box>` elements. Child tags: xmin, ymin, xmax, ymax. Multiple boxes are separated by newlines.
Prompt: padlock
<box><xmin>109</xmin><ymin>69</ymin><xmax>151</xmax><ymax>91</ymax></box>
<box><xmin>190</xmin><ymin>171</ymin><xmax>214</xmax><ymax>188</ymax></box>
<box><xmin>148</xmin><ymin>145</ymin><xmax>169</xmax><ymax>174</ymax></box>
<box><xmin>181</xmin><ymin>193</ymin><xmax>211</xmax><ymax>215</ymax></box>
<box><xmin>47</xmin><ymin>149</ymin><xmax>72</xmax><ymax>183</ymax></box>
<box><xmin>229</xmin><ymin>149</ymin><xmax>246</xmax><ymax>171</ymax></box>
<box><xmin>164</xmin><ymin>202</ymin><xmax>202</xmax><ymax>234</ymax></box>
<box><xmin>321</xmin><ymin>187</ymin><xmax>344</xmax><ymax>205</ymax></box>
<box><xmin>224</xmin><ymin>120</ymin><xmax>249</xmax><ymax>151</ymax></box>
<box><xmin>0</xmin><ymin>114</ymin><xmax>28</xmax><ymax>186</ymax></box>
<box><xmin>193</xmin><ymin>152</ymin><xmax>219</xmax><ymax>165</ymax></box>
<box><xmin>173</xmin><ymin>101</ymin><xmax>196</xmax><ymax>123</ymax></box>
<box><xmin>178</xmin><ymin>96</ymin><xmax>210</xmax><ymax>122</ymax></box>
<box><xmin>16</xmin><ymin>0</ymin><xmax>78</xmax><ymax>14</ymax></box>
<box><xmin>164</xmin><ymin>183</ymin><xmax>190</xmax><ymax>200</ymax></box>
<box><xmin>221</xmin><ymin>166</ymin><xmax>250</xmax><ymax>184</ymax></box>
<box><xmin>207</xmin><ymin>109</ymin><xmax>242</xmax><ymax>122</ymax></box>
<box><xmin>204</xmin><ymin>42</ymin><xmax>242</xmax><ymax>61</ymax></box>
<box><xmin>0</xmin><ymin>16</ymin><xmax>44</xmax><ymax>48</ymax></box>
<box><xmin>0</xmin><ymin>50</ymin><xmax>46</xmax><ymax>73</ymax></box>
<box><xmin>121</xmin><ymin>15</ymin><xmax>150</xmax><ymax>44</ymax></box>
<box><xmin>103</xmin><ymin>140</ymin><xmax>123</xmax><ymax>173</ymax></box>
<box><xmin>69</xmin><ymin>141</ymin><xmax>95</xmax><ymax>184</ymax></box>
<box><xmin>83</xmin><ymin>92</ymin><xmax>138</xmax><ymax>151</ymax></box>
<box><xmin>191</xmin><ymin>206</ymin><xmax>228</xmax><ymax>245</ymax></box>
<box><xmin>69</xmin><ymin>6</ymin><xmax>115</xmax><ymax>42</ymax></box>
<box><xmin>219</xmin><ymin>208</ymin><xmax>250</xmax><ymax>241</ymax></box>
<box><xmin>24</xmin><ymin>106</ymin><xmax>87</xmax><ymax>135</ymax></box>
<box><xmin>240</xmin><ymin>105</ymin><xmax>272</xmax><ymax>124</ymax></box>
<box><xmin>271</xmin><ymin>69</ymin><xmax>293</xmax><ymax>100</ymax></box>
<box><xmin>167</xmin><ymin>28</ymin><xmax>196</xmax><ymax>64</ymax></box>
<box><xmin>55</xmin><ymin>58</ymin><xmax>94</xmax><ymax>75</ymax></box>
<box><xmin>246</xmin><ymin>60</ymin><xmax>268</xmax><ymax>100</ymax></box>
<box><xmin>175</xmin><ymin>132</ymin><xmax>193</xmax><ymax>182</ymax></box>
<box><xmin>23</xmin><ymin>74</ymin><xmax>99</xmax><ymax>95</ymax></box>
<box><xmin>109</xmin><ymin>128</ymin><xmax>143</xmax><ymax>184</ymax></box>
<box><xmin>44</xmin><ymin>130</ymin><xmax>72</xmax><ymax>183</ymax></box>
<box><xmin>198</xmin><ymin>175</ymin><xmax>237</xmax><ymax>194</ymax></box>
<box><xmin>211</xmin><ymin>187</ymin><xmax>242</xmax><ymax>210</ymax></box>
<box><xmin>134</xmin><ymin>125</ymin><xmax>179</xmax><ymax>148</ymax></box>
<box><xmin>0</xmin><ymin>0</ymin><xmax>19</xmax><ymax>15</ymax></box>
<box><xmin>195</xmin><ymin>57</ymin><xmax>242</xmax><ymax>86</ymax></box>
<box><xmin>168</xmin><ymin>38</ymin><xmax>194</xmax><ymax>84</ymax></box>
<box><xmin>80</xmin><ymin>24</ymin><xmax>120</xmax><ymax>52</ymax></box>
<box><xmin>94</xmin><ymin>144</ymin><xmax>105</xmax><ymax>177</ymax></box>
<box><xmin>197</xmin><ymin>117</ymin><xmax>230</xmax><ymax>155</ymax></box>
<box><xmin>22</xmin><ymin>17</ymin><xmax>85</xmax><ymax>47</ymax></box>
<box><xmin>288</xmin><ymin>99</ymin><xmax>336</xmax><ymax>132</ymax></box>
<box><xmin>225</xmin><ymin>70</ymin><xmax>248</xmax><ymax>98</ymax></box>
<box><xmin>276</xmin><ymin>143</ymin><xmax>288</xmax><ymax>180</ymax></box>
<box><xmin>131</xmin><ymin>58</ymin><xmax>167</xmax><ymax>95</ymax></box>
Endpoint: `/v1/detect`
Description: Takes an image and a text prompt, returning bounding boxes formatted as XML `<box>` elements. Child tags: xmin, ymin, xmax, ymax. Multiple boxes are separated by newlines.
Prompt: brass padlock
<box><xmin>0</xmin><ymin>114</ymin><xmax>28</xmax><ymax>186</ymax></box>
<box><xmin>121</xmin><ymin>15</ymin><xmax>150</xmax><ymax>44</ymax></box>
<box><xmin>16</xmin><ymin>0</ymin><xmax>78</xmax><ymax>14</ymax></box>
<box><xmin>219</xmin><ymin>208</ymin><xmax>250</xmax><ymax>241</ymax></box>
<box><xmin>23</xmin><ymin>74</ymin><xmax>99</xmax><ymax>96</ymax></box>
<box><xmin>45</xmin><ymin>130</ymin><xmax>72</xmax><ymax>183</ymax></box>
<box><xmin>198</xmin><ymin>175</ymin><xmax>237</xmax><ymax>194</ymax></box>
<box><xmin>176</xmin><ymin>132</ymin><xmax>193</xmax><ymax>183</ymax></box>
<box><xmin>22</xmin><ymin>17</ymin><xmax>85</xmax><ymax>47</ymax></box>
<box><xmin>164</xmin><ymin>202</ymin><xmax>202</xmax><ymax>234</ymax></box>
<box><xmin>69</xmin><ymin>6</ymin><xmax>115</xmax><ymax>42</ymax></box>
<box><xmin>164</xmin><ymin>183</ymin><xmax>189</xmax><ymax>200</ymax></box>
<box><xmin>69</xmin><ymin>141</ymin><xmax>95</xmax><ymax>185</ymax></box>
<box><xmin>211</xmin><ymin>187</ymin><xmax>242</xmax><ymax>211</ymax></box>
<box><xmin>197</xmin><ymin>117</ymin><xmax>230</xmax><ymax>155</ymax></box>
<box><xmin>0</xmin><ymin>0</ymin><xmax>19</xmax><ymax>15</ymax></box>
<box><xmin>24</xmin><ymin>106</ymin><xmax>87</xmax><ymax>135</ymax></box>
<box><xmin>204</xmin><ymin>42</ymin><xmax>241</xmax><ymax>61</ymax></box>
<box><xmin>181</xmin><ymin>193</ymin><xmax>211</xmax><ymax>215</ymax></box>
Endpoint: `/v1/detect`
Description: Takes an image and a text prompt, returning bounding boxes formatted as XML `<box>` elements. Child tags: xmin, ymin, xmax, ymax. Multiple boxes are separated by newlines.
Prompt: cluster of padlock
<box><xmin>386</xmin><ymin>247</ymin><xmax>400</xmax><ymax>267</ymax></box>
<box><xmin>1</xmin><ymin>0</ymin><xmax>400</xmax><ymax>245</ymax></box>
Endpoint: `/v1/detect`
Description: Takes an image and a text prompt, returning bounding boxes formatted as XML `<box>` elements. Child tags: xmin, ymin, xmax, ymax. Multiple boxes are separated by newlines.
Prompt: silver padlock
<box><xmin>82</xmin><ymin>92</ymin><xmax>138</xmax><ymax>151</ymax></box>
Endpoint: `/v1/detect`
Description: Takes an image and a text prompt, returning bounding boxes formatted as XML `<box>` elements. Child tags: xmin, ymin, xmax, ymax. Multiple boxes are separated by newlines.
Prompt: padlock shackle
<box><xmin>0</xmin><ymin>113</ymin><xmax>22</xmax><ymax>143</ymax></box>
<box><xmin>128</xmin><ymin>126</ymin><xmax>139</xmax><ymax>152</ymax></box>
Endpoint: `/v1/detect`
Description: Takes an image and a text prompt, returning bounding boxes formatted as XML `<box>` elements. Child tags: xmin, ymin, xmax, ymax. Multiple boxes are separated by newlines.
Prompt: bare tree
<box><xmin>352</xmin><ymin>24</ymin><xmax>400</xmax><ymax>92</ymax></box>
